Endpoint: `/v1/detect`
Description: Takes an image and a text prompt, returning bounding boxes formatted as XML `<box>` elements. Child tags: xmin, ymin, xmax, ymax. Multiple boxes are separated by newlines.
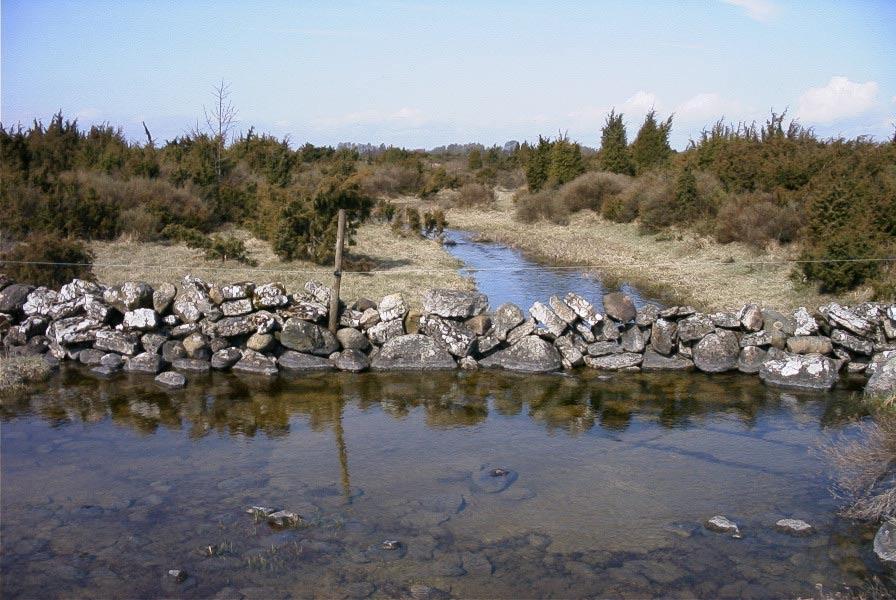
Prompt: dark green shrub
<box><xmin>423</xmin><ymin>209</ymin><xmax>448</xmax><ymax>235</ymax></box>
<box><xmin>631</xmin><ymin>110</ymin><xmax>673</xmax><ymax>174</ymax></box>
<box><xmin>800</xmin><ymin>231</ymin><xmax>880</xmax><ymax>293</ymax></box>
<box><xmin>547</xmin><ymin>136</ymin><xmax>586</xmax><ymax>187</ymax></box>
<box><xmin>599</xmin><ymin>109</ymin><xmax>635</xmax><ymax>175</ymax></box>
<box><xmin>0</xmin><ymin>234</ymin><xmax>94</xmax><ymax>288</ymax></box>
<box><xmin>204</xmin><ymin>235</ymin><xmax>257</xmax><ymax>265</ymax></box>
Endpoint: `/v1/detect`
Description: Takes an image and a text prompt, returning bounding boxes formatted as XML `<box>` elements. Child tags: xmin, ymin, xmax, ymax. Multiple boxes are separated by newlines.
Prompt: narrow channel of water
<box><xmin>442</xmin><ymin>229</ymin><xmax>659</xmax><ymax>310</ymax></box>
<box><xmin>0</xmin><ymin>367</ymin><xmax>887</xmax><ymax>599</ymax></box>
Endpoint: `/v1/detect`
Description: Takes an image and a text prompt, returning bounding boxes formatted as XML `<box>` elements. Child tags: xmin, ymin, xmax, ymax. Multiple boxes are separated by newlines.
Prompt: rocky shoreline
<box><xmin>1</xmin><ymin>274</ymin><xmax>894</xmax><ymax>395</ymax></box>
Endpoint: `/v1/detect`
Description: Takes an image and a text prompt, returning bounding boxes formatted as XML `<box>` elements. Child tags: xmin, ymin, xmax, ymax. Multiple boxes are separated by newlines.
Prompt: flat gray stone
<box><xmin>277</xmin><ymin>350</ymin><xmax>333</xmax><ymax>371</ymax></box>
<box><xmin>370</xmin><ymin>334</ymin><xmax>456</xmax><ymax>371</ymax></box>
<box><xmin>478</xmin><ymin>335</ymin><xmax>562</xmax><ymax>373</ymax></box>
<box><xmin>155</xmin><ymin>371</ymin><xmax>187</xmax><ymax>388</ymax></box>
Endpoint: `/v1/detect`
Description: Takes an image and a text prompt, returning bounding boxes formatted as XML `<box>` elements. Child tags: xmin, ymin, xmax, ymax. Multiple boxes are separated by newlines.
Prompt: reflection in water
<box><xmin>0</xmin><ymin>366</ymin><xmax>888</xmax><ymax>599</ymax></box>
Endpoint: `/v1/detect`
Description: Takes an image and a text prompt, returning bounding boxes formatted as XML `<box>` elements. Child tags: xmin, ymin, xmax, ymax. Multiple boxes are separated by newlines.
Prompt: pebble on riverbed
<box><xmin>166</xmin><ymin>569</ymin><xmax>187</xmax><ymax>582</ymax></box>
<box><xmin>775</xmin><ymin>518</ymin><xmax>814</xmax><ymax>536</ymax></box>
<box><xmin>267</xmin><ymin>510</ymin><xmax>302</xmax><ymax>528</ymax></box>
<box><xmin>705</xmin><ymin>516</ymin><xmax>741</xmax><ymax>537</ymax></box>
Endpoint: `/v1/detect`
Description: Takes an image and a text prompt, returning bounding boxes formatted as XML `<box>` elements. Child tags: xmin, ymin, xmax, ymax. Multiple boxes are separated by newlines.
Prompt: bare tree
<box><xmin>203</xmin><ymin>79</ymin><xmax>238</xmax><ymax>183</ymax></box>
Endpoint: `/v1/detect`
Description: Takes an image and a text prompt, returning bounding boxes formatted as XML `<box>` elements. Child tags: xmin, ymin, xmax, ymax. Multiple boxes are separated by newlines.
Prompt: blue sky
<box><xmin>2</xmin><ymin>0</ymin><xmax>894</xmax><ymax>149</ymax></box>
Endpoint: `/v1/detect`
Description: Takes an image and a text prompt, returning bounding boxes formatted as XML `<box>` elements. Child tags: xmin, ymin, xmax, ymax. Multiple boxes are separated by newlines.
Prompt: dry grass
<box><xmin>0</xmin><ymin>356</ymin><xmax>52</xmax><ymax>395</ymax></box>
<box><xmin>91</xmin><ymin>223</ymin><xmax>473</xmax><ymax>307</ymax></box>
<box><xmin>437</xmin><ymin>189</ymin><xmax>846</xmax><ymax>310</ymax></box>
<box><xmin>825</xmin><ymin>408</ymin><xmax>896</xmax><ymax>522</ymax></box>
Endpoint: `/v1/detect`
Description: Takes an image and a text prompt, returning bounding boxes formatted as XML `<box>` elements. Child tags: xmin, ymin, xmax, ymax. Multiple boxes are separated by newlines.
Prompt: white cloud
<box><xmin>796</xmin><ymin>76</ymin><xmax>879</xmax><ymax>123</ymax></box>
<box><xmin>75</xmin><ymin>107</ymin><xmax>101</xmax><ymax>120</ymax></box>
<box><xmin>721</xmin><ymin>0</ymin><xmax>778</xmax><ymax>22</ymax></box>
<box><xmin>623</xmin><ymin>91</ymin><xmax>659</xmax><ymax>113</ymax></box>
<box><xmin>313</xmin><ymin>107</ymin><xmax>426</xmax><ymax>129</ymax></box>
<box><xmin>674</xmin><ymin>92</ymin><xmax>746</xmax><ymax>122</ymax></box>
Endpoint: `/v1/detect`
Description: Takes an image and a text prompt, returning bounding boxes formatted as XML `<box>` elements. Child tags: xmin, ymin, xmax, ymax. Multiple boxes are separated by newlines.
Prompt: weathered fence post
<box><xmin>328</xmin><ymin>208</ymin><xmax>346</xmax><ymax>333</ymax></box>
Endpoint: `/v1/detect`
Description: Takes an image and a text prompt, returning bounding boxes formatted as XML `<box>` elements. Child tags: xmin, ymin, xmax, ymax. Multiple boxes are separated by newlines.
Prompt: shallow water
<box><xmin>1</xmin><ymin>367</ymin><xmax>890</xmax><ymax>599</ymax></box>
<box><xmin>442</xmin><ymin>229</ymin><xmax>658</xmax><ymax>311</ymax></box>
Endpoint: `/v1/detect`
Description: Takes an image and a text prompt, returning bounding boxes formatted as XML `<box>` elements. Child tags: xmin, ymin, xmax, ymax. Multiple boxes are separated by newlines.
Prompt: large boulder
<box><xmin>104</xmin><ymin>281</ymin><xmax>153</xmax><ymax>312</ymax></box>
<box><xmin>422</xmin><ymin>289</ymin><xmax>488</xmax><ymax>318</ymax></box>
<box><xmin>831</xmin><ymin>329</ymin><xmax>873</xmax><ymax>356</ymax></box>
<box><xmin>737</xmin><ymin>346</ymin><xmax>767</xmax><ymax>374</ymax></box>
<box><xmin>759</xmin><ymin>354</ymin><xmax>839</xmax><ymax>390</ymax></box>
<box><xmin>279</xmin><ymin>318</ymin><xmax>339</xmax><ymax>356</ymax></box>
<box><xmin>336</xmin><ymin>327</ymin><xmax>370</xmax><ymax>351</ymax></box>
<box><xmin>253</xmin><ymin>283</ymin><xmax>289</xmax><ymax>309</ymax></box>
<box><xmin>152</xmin><ymin>283</ymin><xmax>177</xmax><ymax>314</ymax></box>
<box><xmin>173</xmin><ymin>286</ymin><xmax>213</xmax><ymax>324</ymax></box>
<box><xmin>478</xmin><ymin>335</ymin><xmax>562</xmax><ymax>373</ymax></box>
<box><xmin>124</xmin><ymin>352</ymin><xmax>164</xmax><ymax>374</ymax></box>
<box><xmin>693</xmin><ymin>331</ymin><xmax>740</xmax><ymax>373</ymax></box>
<box><xmin>493</xmin><ymin>303</ymin><xmax>525</xmax><ymax>341</ymax></box>
<box><xmin>420</xmin><ymin>314</ymin><xmax>477</xmax><ymax>357</ymax></box>
<box><xmin>123</xmin><ymin>308</ymin><xmax>160</xmax><ymax>331</ymax></box>
<box><xmin>738</xmin><ymin>303</ymin><xmax>763</xmax><ymax>332</ymax></box>
<box><xmin>23</xmin><ymin>287</ymin><xmax>58</xmax><ymax>317</ymax></box>
<box><xmin>793</xmin><ymin>307</ymin><xmax>818</xmax><ymax>336</ymax></box>
<box><xmin>866</xmin><ymin>356</ymin><xmax>896</xmax><ymax>397</ymax></box>
<box><xmin>370</xmin><ymin>334</ymin><xmax>457</xmax><ymax>370</ymax></box>
<box><xmin>602</xmin><ymin>292</ymin><xmax>636</xmax><ymax>323</ymax></box>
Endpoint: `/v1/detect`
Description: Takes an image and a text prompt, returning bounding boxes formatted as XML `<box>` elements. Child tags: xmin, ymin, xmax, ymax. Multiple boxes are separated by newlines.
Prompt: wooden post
<box><xmin>328</xmin><ymin>208</ymin><xmax>346</xmax><ymax>333</ymax></box>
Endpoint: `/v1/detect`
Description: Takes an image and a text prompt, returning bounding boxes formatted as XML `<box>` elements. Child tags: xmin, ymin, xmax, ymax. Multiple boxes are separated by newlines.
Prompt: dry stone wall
<box><xmin>1</xmin><ymin>273</ymin><xmax>894</xmax><ymax>395</ymax></box>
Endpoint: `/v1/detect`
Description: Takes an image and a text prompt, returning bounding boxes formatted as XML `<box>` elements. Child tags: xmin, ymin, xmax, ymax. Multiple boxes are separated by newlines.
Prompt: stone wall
<box><xmin>1</xmin><ymin>274</ymin><xmax>894</xmax><ymax>395</ymax></box>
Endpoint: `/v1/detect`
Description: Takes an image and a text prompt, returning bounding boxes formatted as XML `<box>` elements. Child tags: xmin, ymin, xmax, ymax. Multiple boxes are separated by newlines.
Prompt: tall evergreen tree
<box><xmin>599</xmin><ymin>109</ymin><xmax>635</xmax><ymax>175</ymax></box>
<box><xmin>525</xmin><ymin>136</ymin><xmax>552</xmax><ymax>191</ymax></box>
<box><xmin>631</xmin><ymin>109</ymin><xmax>673</xmax><ymax>174</ymax></box>
<box><xmin>548</xmin><ymin>134</ymin><xmax>585</xmax><ymax>186</ymax></box>
<box><xmin>467</xmin><ymin>147</ymin><xmax>483</xmax><ymax>170</ymax></box>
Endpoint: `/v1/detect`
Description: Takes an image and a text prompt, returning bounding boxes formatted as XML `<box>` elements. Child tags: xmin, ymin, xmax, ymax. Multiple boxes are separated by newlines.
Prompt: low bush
<box><xmin>0</xmin><ymin>234</ymin><xmax>94</xmax><ymax>288</ymax></box>
<box><xmin>423</xmin><ymin>209</ymin><xmax>448</xmax><ymax>236</ymax></box>
<box><xmin>559</xmin><ymin>171</ymin><xmax>631</xmax><ymax>214</ymax></box>
<box><xmin>715</xmin><ymin>192</ymin><xmax>802</xmax><ymax>247</ymax></box>
<box><xmin>454</xmin><ymin>183</ymin><xmax>495</xmax><ymax>208</ymax></box>
<box><xmin>204</xmin><ymin>235</ymin><xmax>256</xmax><ymax>265</ymax></box>
<box><xmin>514</xmin><ymin>189</ymin><xmax>570</xmax><ymax>225</ymax></box>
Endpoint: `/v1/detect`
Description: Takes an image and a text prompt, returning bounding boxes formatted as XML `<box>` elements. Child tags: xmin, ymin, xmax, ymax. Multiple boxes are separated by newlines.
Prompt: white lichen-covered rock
<box><xmin>529</xmin><ymin>302</ymin><xmax>567</xmax><ymax>337</ymax></box>
<box><xmin>282</xmin><ymin>300</ymin><xmax>327</xmax><ymax>322</ymax></box>
<box><xmin>105</xmin><ymin>281</ymin><xmax>153</xmax><ymax>312</ymax></box>
<box><xmin>793</xmin><ymin>307</ymin><xmax>818</xmax><ymax>336</ymax></box>
<box><xmin>47</xmin><ymin>316</ymin><xmax>104</xmax><ymax>346</ymax></box>
<box><xmin>709</xmin><ymin>311</ymin><xmax>740</xmax><ymax>329</ymax></box>
<box><xmin>58</xmin><ymin>279</ymin><xmax>102</xmax><ymax>302</ymax></box>
<box><xmin>221</xmin><ymin>282</ymin><xmax>255</xmax><ymax>301</ymax></box>
<box><xmin>304</xmin><ymin>280</ymin><xmax>332</xmax><ymax>305</ymax></box>
<box><xmin>359</xmin><ymin>308</ymin><xmax>381</xmax><ymax>330</ymax></box>
<box><xmin>220</xmin><ymin>298</ymin><xmax>254</xmax><ymax>317</ymax></box>
<box><xmin>479</xmin><ymin>335</ymin><xmax>562</xmax><ymax>373</ymax></box>
<box><xmin>554</xmin><ymin>334</ymin><xmax>584</xmax><ymax>367</ymax></box>
<box><xmin>370</xmin><ymin>334</ymin><xmax>457</xmax><ymax>370</ymax></box>
<box><xmin>155</xmin><ymin>371</ymin><xmax>187</xmax><ymax>388</ymax></box>
<box><xmin>123</xmin><ymin>308</ymin><xmax>160</xmax><ymax>331</ymax></box>
<box><xmin>422</xmin><ymin>289</ymin><xmax>488</xmax><ymax>318</ymax></box>
<box><xmin>84</xmin><ymin>296</ymin><xmax>112</xmax><ymax>323</ymax></box>
<box><xmin>760</xmin><ymin>354</ymin><xmax>838</xmax><ymax>390</ymax></box>
<box><xmin>548</xmin><ymin>295</ymin><xmax>578</xmax><ymax>324</ymax></box>
<box><xmin>378</xmin><ymin>293</ymin><xmax>409</xmax><ymax>322</ymax></box>
<box><xmin>564</xmin><ymin>292</ymin><xmax>602</xmax><ymax>328</ymax></box>
<box><xmin>420</xmin><ymin>314</ymin><xmax>477</xmax><ymax>357</ymax></box>
<box><xmin>94</xmin><ymin>329</ymin><xmax>140</xmax><ymax>355</ymax></box>
<box><xmin>23</xmin><ymin>287</ymin><xmax>59</xmax><ymax>317</ymax></box>
<box><xmin>253</xmin><ymin>282</ymin><xmax>289</xmax><ymax>309</ymax></box>
<box><xmin>620</xmin><ymin>325</ymin><xmax>648</xmax><ymax>353</ymax></box>
<box><xmin>820</xmin><ymin>302</ymin><xmax>875</xmax><ymax>337</ymax></box>
<box><xmin>173</xmin><ymin>287</ymin><xmax>213</xmax><ymax>324</ymax></box>
<box><xmin>367</xmin><ymin>318</ymin><xmax>405</xmax><ymax>345</ymax></box>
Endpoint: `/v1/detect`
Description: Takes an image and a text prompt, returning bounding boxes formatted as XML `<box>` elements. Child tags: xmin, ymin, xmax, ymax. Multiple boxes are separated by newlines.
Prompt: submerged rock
<box><xmin>155</xmin><ymin>371</ymin><xmax>187</xmax><ymax>388</ymax></box>
<box><xmin>277</xmin><ymin>350</ymin><xmax>333</xmax><ymax>371</ymax></box>
<box><xmin>267</xmin><ymin>510</ymin><xmax>302</xmax><ymax>528</ymax></box>
<box><xmin>705</xmin><ymin>515</ymin><xmax>740</xmax><ymax>535</ymax></box>
<box><xmin>125</xmin><ymin>352</ymin><xmax>164</xmax><ymax>374</ymax></box>
<box><xmin>641</xmin><ymin>349</ymin><xmax>692</xmax><ymax>370</ymax></box>
<box><xmin>775</xmin><ymin>518</ymin><xmax>814</xmax><ymax>536</ymax></box>
<box><xmin>584</xmin><ymin>352</ymin><xmax>642</xmax><ymax>370</ymax></box>
<box><xmin>478</xmin><ymin>336</ymin><xmax>562</xmax><ymax>373</ymax></box>
<box><xmin>874</xmin><ymin>519</ymin><xmax>896</xmax><ymax>562</ymax></box>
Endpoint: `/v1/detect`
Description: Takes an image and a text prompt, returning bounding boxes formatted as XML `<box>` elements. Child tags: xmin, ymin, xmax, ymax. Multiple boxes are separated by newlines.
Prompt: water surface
<box><xmin>442</xmin><ymin>228</ymin><xmax>658</xmax><ymax>311</ymax></box>
<box><xmin>1</xmin><ymin>367</ymin><xmax>887</xmax><ymax>599</ymax></box>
